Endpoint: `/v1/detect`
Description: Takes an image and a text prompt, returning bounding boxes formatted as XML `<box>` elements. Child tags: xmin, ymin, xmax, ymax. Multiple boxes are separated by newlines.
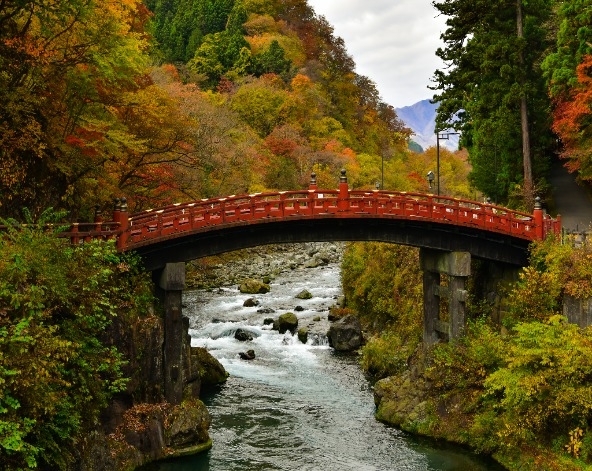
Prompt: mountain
<box><xmin>395</xmin><ymin>100</ymin><xmax>460</xmax><ymax>151</ymax></box>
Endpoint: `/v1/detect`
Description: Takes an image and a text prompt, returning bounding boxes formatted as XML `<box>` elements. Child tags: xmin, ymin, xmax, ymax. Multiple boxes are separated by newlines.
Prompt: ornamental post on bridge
<box><xmin>338</xmin><ymin>169</ymin><xmax>349</xmax><ymax>211</ymax></box>
<box><xmin>309</xmin><ymin>172</ymin><xmax>317</xmax><ymax>191</ymax></box>
<box><xmin>420</xmin><ymin>249</ymin><xmax>471</xmax><ymax>344</ymax></box>
<box><xmin>533</xmin><ymin>197</ymin><xmax>544</xmax><ymax>240</ymax></box>
<box><xmin>112</xmin><ymin>197</ymin><xmax>129</xmax><ymax>250</ymax></box>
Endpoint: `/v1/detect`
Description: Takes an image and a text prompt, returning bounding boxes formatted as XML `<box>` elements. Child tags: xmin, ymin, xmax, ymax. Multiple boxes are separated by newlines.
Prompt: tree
<box><xmin>431</xmin><ymin>0</ymin><xmax>554</xmax><ymax>209</ymax></box>
<box><xmin>0</xmin><ymin>213</ymin><xmax>153</xmax><ymax>470</ymax></box>
<box><xmin>0</xmin><ymin>0</ymin><xmax>151</xmax><ymax>219</ymax></box>
<box><xmin>253</xmin><ymin>39</ymin><xmax>292</xmax><ymax>76</ymax></box>
<box><xmin>542</xmin><ymin>1</ymin><xmax>592</xmax><ymax>180</ymax></box>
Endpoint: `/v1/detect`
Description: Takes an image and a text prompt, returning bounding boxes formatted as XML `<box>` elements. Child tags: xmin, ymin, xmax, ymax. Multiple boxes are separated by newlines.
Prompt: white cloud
<box><xmin>306</xmin><ymin>0</ymin><xmax>447</xmax><ymax>108</ymax></box>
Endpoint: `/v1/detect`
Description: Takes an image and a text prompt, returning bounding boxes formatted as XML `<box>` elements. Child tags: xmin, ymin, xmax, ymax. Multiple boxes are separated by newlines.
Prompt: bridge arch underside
<box><xmin>133</xmin><ymin>217</ymin><xmax>531</xmax><ymax>271</ymax></box>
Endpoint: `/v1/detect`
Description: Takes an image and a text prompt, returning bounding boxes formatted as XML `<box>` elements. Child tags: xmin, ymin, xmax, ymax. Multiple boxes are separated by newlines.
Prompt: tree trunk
<box><xmin>517</xmin><ymin>0</ymin><xmax>534</xmax><ymax>209</ymax></box>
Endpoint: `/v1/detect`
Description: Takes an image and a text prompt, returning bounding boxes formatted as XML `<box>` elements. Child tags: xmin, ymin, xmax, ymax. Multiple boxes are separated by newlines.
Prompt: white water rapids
<box><xmin>141</xmin><ymin>256</ymin><xmax>504</xmax><ymax>471</ymax></box>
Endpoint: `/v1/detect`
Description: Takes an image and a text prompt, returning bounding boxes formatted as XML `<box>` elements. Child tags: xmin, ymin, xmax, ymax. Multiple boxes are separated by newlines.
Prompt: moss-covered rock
<box><xmin>295</xmin><ymin>289</ymin><xmax>313</xmax><ymax>299</ymax></box>
<box><xmin>190</xmin><ymin>347</ymin><xmax>229</xmax><ymax>389</ymax></box>
<box><xmin>239</xmin><ymin>278</ymin><xmax>271</xmax><ymax>294</ymax></box>
<box><xmin>298</xmin><ymin>327</ymin><xmax>309</xmax><ymax>344</ymax></box>
<box><xmin>274</xmin><ymin>312</ymin><xmax>298</xmax><ymax>334</ymax></box>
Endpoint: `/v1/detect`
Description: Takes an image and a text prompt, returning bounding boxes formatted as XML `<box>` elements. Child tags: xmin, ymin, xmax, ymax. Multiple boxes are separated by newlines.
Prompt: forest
<box><xmin>2</xmin><ymin>0</ymin><xmax>592</xmax><ymax>469</ymax></box>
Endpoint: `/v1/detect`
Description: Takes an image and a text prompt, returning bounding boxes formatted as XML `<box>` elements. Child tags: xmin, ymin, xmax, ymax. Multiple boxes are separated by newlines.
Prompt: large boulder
<box><xmin>274</xmin><ymin>312</ymin><xmax>298</xmax><ymax>334</ymax></box>
<box><xmin>327</xmin><ymin>315</ymin><xmax>363</xmax><ymax>351</ymax></box>
<box><xmin>189</xmin><ymin>347</ymin><xmax>229</xmax><ymax>390</ymax></box>
<box><xmin>167</xmin><ymin>400</ymin><xmax>212</xmax><ymax>454</ymax></box>
<box><xmin>239</xmin><ymin>278</ymin><xmax>270</xmax><ymax>294</ymax></box>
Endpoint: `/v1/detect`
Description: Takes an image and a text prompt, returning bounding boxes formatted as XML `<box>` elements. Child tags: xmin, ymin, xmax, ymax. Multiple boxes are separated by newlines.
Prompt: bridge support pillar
<box><xmin>155</xmin><ymin>262</ymin><xmax>186</xmax><ymax>405</ymax></box>
<box><xmin>420</xmin><ymin>249</ymin><xmax>471</xmax><ymax>344</ymax></box>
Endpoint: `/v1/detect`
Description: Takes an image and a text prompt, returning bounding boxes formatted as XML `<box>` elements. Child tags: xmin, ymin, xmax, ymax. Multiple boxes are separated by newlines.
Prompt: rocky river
<box><xmin>140</xmin><ymin>243</ymin><xmax>504</xmax><ymax>471</ymax></box>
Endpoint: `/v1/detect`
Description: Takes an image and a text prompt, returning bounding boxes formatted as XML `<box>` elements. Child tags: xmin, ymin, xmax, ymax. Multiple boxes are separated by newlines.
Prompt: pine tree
<box><xmin>431</xmin><ymin>0</ymin><xmax>554</xmax><ymax>208</ymax></box>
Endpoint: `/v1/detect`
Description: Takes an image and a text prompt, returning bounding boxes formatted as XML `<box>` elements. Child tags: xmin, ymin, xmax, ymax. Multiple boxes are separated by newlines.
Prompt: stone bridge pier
<box><xmin>420</xmin><ymin>249</ymin><xmax>471</xmax><ymax>344</ymax></box>
<box><xmin>153</xmin><ymin>262</ymin><xmax>187</xmax><ymax>405</ymax></box>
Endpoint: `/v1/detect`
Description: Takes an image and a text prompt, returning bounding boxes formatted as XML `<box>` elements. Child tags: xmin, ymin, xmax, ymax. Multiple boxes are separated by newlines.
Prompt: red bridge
<box><xmin>65</xmin><ymin>171</ymin><xmax>560</xmax><ymax>270</ymax></box>
<box><xmin>59</xmin><ymin>170</ymin><xmax>563</xmax><ymax>400</ymax></box>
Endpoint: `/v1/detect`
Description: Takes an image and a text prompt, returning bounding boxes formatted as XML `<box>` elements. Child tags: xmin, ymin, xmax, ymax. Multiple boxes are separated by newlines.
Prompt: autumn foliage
<box><xmin>0</xmin><ymin>0</ymin><xmax>421</xmax><ymax>222</ymax></box>
<box><xmin>552</xmin><ymin>55</ymin><xmax>592</xmax><ymax>179</ymax></box>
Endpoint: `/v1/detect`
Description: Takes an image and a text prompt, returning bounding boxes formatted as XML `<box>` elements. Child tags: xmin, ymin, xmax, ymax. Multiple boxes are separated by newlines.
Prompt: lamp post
<box><xmin>426</xmin><ymin>171</ymin><xmax>435</xmax><ymax>191</ymax></box>
<box><xmin>436</xmin><ymin>131</ymin><xmax>459</xmax><ymax>196</ymax></box>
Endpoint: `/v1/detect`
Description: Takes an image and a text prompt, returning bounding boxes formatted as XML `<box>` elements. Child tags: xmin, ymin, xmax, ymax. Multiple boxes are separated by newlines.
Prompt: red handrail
<box><xmin>28</xmin><ymin>172</ymin><xmax>559</xmax><ymax>250</ymax></box>
<box><xmin>119</xmin><ymin>189</ymin><xmax>558</xmax><ymax>250</ymax></box>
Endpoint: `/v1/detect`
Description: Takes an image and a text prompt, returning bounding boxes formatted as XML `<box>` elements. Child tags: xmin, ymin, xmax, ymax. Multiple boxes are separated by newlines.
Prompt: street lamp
<box><xmin>426</xmin><ymin>171</ymin><xmax>435</xmax><ymax>190</ymax></box>
<box><xmin>436</xmin><ymin>131</ymin><xmax>460</xmax><ymax>196</ymax></box>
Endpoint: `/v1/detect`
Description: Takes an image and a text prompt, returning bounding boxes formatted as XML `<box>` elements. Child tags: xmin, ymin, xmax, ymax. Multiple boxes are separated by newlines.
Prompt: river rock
<box><xmin>243</xmin><ymin>297</ymin><xmax>260</xmax><ymax>307</ymax></box>
<box><xmin>296</xmin><ymin>289</ymin><xmax>313</xmax><ymax>300</ymax></box>
<box><xmin>167</xmin><ymin>400</ymin><xmax>212</xmax><ymax>451</ymax></box>
<box><xmin>235</xmin><ymin>328</ymin><xmax>254</xmax><ymax>342</ymax></box>
<box><xmin>298</xmin><ymin>327</ymin><xmax>309</xmax><ymax>344</ymax></box>
<box><xmin>239</xmin><ymin>349</ymin><xmax>256</xmax><ymax>360</ymax></box>
<box><xmin>275</xmin><ymin>312</ymin><xmax>298</xmax><ymax>334</ymax></box>
<box><xmin>239</xmin><ymin>278</ymin><xmax>270</xmax><ymax>294</ymax></box>
<box><xmin>327</xmin><ymin>315</ymin><xmax>363</xmax><ymax>351</ymax></box>
<box><xmin>190</xmin><ymin>346</ymin><xmax>229</xmax><ymax>389</ymax></box>
<box><xmin>258</xmin><ymin>307</ymin><xmax>275</xmax><ymax>314</ymax></box>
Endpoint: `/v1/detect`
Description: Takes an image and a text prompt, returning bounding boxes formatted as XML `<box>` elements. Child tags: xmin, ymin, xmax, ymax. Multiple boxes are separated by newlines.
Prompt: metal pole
<box><xmin>381</xmin><ymin>154</ymin><xmax>384</xmax><ymax>189</ymax></box>
<box><xmin>436</xmin><ymin>134</ymin><xmax>440</xmax><ymax>196</ymax></box>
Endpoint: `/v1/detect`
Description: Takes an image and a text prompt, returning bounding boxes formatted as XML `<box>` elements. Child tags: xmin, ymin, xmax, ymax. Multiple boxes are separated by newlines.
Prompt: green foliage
<box><xmin>360</xmin><ymin>331</ymin><xmax>410</xmax><ymax>379</ymax></box>
<box><xmin>432</xmin><ymin>318</ymin><xmax>505</xmax><ymax>394</ymax></box>
<box><xmin>424</xmin><ymin>238</ymin><xmax>592</xmax><ymax>466</ymax></box>
<box><xmin>0</xmin><ymin>216</ymin><xmax>153</xmax><ymax>470</ymax></box>
<box><xmin>230</xmin><ymin>78</ymin><xmax>289</xmax><ymax>137</ymax></box>
<box><xmin>341</xmin><ymin>243</ymin><xmax>423</xmax><ymax>379</ymax></box>
<box><xmin>505</xmin><ymin>238</ymin><xmax>592</xmax><ymax>327</ymax></box>
<box><xmin>479</xmin><ymin>316</ymin><xmax>592</xmax><ymax>453</ymax></box>
<box><xmin>542</xmin><ymin>0</ymin><xmax>592</xmax><ymax>98</ymax></box>
<box><xmin>432</xmin><ymin>0</ymin><xmax>554</xmax><ymax>205</ymax></box>
<box><xmin>252</xmin><ymin>40</ymin><xmax>292</xmax><ymax>76</ymax></box>
<box><xmin>147</xmin><ymin>0</ymin><xmax>236</xmax><ymax>62</ymax></box>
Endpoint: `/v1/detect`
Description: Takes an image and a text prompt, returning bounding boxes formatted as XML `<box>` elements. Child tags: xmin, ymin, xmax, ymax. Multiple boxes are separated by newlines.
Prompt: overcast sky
<box><xmin>306</xmin><ymin>0</ymin><xmax>447</xmax><ymax>109</ymax></box>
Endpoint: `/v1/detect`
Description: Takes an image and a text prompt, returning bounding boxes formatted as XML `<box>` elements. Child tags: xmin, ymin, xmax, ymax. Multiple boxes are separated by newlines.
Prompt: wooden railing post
<box><xmin>309</xmin><ymin>172</ymin><xmax>317</xmax><ymax>192</ymax></box>
<box><xmin>338</xmin><ymin>169</ymin><xmax>349</xmax><ymax>211</ymax></box>
<box><xmin>70</xmin><ymin>223</ymin><xmax>79</xmax><ymax>245</ymax></box>
<box><xmin>533</xmin><ymin>197</ymin><xmax>544</xmax><ymax>240</ymax></box>
<box><xmin>116</xmin><ymin>197</ymin><xmax>129</xmax><ymax>250</ymax></box>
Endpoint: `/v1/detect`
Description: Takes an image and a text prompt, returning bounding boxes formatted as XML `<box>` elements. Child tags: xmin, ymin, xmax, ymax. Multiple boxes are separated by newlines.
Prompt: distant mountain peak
<box><xmin>396</xmin><ymin>100</ymin><xmax>459</xmax><ymax>151</ymax></box>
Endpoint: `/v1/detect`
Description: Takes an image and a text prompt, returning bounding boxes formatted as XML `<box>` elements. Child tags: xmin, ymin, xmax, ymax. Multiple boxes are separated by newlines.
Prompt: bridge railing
<box><xmin>15</xmin><ymin>171</ymin><xmax>558</xmax><ymax>250</ymax></box>
<box><xmin>0</xmin><ymin>221</ymin><xmax>122</xmax><ymax>244</ymax></box>
<box><xmin>123</xmin><ymin>186</ymin><xmax>559</xmax><ymax>250</ymax></box>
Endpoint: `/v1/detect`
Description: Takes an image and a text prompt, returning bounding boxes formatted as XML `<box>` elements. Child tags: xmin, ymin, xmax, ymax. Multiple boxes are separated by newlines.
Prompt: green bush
<box><xmin>341</xmin><ymin>242</ymin><xmax>423</xmax><ymax>378</ymax></box>
<box><xmin>0</xmin><ymin>214</ymin><xmax>153</xmax><ymax>470</ymax></box>
<box><xmin>360</xmin><ymin>331</ymin><xmax>410</xmax><ymax>379</ymax></box>
<box><xmin>479</xmin><ymin>316</ymin><xmax>592</xmax><ymax>454</ymax></box>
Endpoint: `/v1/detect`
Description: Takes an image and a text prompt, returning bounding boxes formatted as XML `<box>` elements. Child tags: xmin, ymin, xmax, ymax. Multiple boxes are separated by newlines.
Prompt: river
<box><xmin>141</xmin><ymin>254</ymin><xmax>504</xmax><ymax>471</ymax></box>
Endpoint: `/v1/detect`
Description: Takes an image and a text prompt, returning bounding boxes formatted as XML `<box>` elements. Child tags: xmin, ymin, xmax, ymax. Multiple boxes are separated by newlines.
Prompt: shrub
<box><xmin>0</xmin><ymin>213</ymin><xmax>153</xmax><ymax>470</ymax></box>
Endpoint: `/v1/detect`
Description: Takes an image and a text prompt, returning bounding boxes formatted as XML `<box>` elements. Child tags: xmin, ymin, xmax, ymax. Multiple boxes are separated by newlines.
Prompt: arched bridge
<box><xmin>61</xmin><ymin>170</ymin><xmax>561</xmax><ymax>405</ymax></box>
<box><xmin>67</xmin><ymin>171</ymin><xmax>561</xmax><ymax>270</ymax></box>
